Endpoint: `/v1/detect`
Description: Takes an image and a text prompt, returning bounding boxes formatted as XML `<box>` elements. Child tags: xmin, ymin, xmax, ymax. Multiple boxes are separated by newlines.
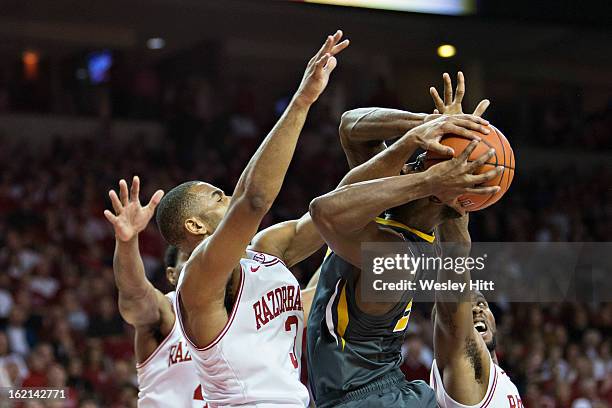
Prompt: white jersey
<box><xmin>177</xmin><ymin>249</ymin><xmax>309</xmax><ymax>408</ymax></box>
<box><xmin>137</xmin><ymin>292</ymin><xmax>206</xmax><ymax>408</ymax></box>
<box><xmin>430</xmin><ymin>357</ymin><xmax>523</xmax><ymax>408</ymax></box>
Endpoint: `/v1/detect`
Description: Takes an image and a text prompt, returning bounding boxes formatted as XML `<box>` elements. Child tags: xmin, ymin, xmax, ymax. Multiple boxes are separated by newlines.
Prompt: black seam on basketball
<box><xmin>478</xmin><ymin>161</ymin><xmax>504</xmax><ymax>209</ymax></box>
<box><xmin>475</xmin><ymin>127</ymin><xmax>504</xmax><ymax>210</ymax></box>
<box><xmin>496</xmin><ymin>127</ymin><xmax>507</xmax><ymax>168</ymax></box>
<box><xmin>441</xmin><ymin>134</ymin><xmax>495</xmax><ymax>150</ymax></box>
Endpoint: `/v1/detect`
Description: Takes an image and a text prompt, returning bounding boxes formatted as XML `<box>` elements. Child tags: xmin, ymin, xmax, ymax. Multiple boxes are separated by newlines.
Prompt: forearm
<box><xmin>233</xmin><ymin>96</ymin><xmax>310</xmax><ymax>210</ymax></box>
<box><xmin>113</xmin><ymin>237</ymin><xmax>160</xmax><ymax>325</ymax></box>
<box><xmin>113</xmin><ymin>238</ymin><xmax>151</xmax><ymax>297</ymax></box>
<box><xmin>338</xmin><ymin>130</ymin><xmax>420</xmax><ymax>186</ymax></box>
<box><xmin>434</xmin><ymin>217</ymin><xmax>472</xmax><ymax>337</ymax></box>
<box><xmin>310</xmin><ymin>172</ymin><xmax>432</xmax><ymax>234</ymax></box>
<box><xmin>340</xmin><ymin>108</ymin><xmax>427</xmax><ymax>145</ymax></box>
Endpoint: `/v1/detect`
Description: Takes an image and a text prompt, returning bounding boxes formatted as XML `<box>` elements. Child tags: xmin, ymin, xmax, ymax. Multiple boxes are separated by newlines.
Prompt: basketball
<box><xmin>424</xmin><ymin>125</ymin><xmax>515</xmax><ymax>211</ymax></box>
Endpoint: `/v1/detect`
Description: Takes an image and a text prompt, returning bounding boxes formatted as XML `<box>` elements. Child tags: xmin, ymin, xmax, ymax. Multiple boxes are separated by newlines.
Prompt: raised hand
<box><xmin>430</xmin><ymin>72</ymin><xmax>490</xmax><ymax>117</ymax></box>
<box><xmin>295</xmin><ymin>30</ymin><xmax>350</xmax><ymax>106</ymax></box>
<box><xmin>104</xmin><ymin>176</ymin><xmax>164</xmax><ymax>242</ymax></box>
<box><xmin>408</xmin><ymin>114</ymin><xmax>490</xmax><ymax>156</ymax></box>
<box><xmin>425</xmin><ymin>140</ymin><xmax>501</xmax><ymax>210</ymax></box>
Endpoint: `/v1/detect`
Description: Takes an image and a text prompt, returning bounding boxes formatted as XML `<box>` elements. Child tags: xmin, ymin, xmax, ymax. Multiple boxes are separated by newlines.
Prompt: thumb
<box><xmin>103</xmin><ymin>210</ymin><xmax>118</xmax><ymax>225</ymax></box>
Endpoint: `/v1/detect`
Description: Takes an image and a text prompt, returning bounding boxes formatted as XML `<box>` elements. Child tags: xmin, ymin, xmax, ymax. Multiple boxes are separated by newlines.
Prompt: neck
<box><xmin>490</xmin><ymin>351</ymin><xmax>498</xmax><ymax>365</ymax></box>
<box><xmin>393</xmin><ymin>204</ymin><xmax>443</xmax><ymax>233</ymax></box>
<box><xmin>182</xmin><ymin>236</ymin><xmax>206</xmax><ymax>256</ymax></box>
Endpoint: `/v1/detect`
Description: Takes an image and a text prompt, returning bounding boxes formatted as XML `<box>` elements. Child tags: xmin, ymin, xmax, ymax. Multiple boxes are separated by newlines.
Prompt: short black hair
<box><xmin>156</xmin><ymin>181</ymin><xmax>200</xmax><ymax>246</ymax></box>
<box><xmin>164</xmin><ymin>246</ymin><xmax>179</xmax><ymax>268</ymax></box>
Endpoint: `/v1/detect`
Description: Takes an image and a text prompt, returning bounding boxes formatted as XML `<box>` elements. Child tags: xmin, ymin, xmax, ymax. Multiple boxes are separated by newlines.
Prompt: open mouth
<box><xmin>474</xmin><ymin>321</ymin><xmax>487</xmax><ymax>335</ymax></box>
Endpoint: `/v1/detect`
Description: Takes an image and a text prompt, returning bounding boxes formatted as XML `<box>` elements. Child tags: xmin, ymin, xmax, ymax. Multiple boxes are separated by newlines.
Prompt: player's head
<box><xmin>164</xmin><ymin>245</ymin><xmax>190</xmax><ymax>287</ymax></box>
<box><xmin>389</xmin><ymin>154</ymin><xmax>463</xmax><ymax>227</ymax></box>
<box><xmin>472</xmin><ymin>290</ymin><xmax>497</xmax><ymax>352</ymax></box>
<box><xmin>156</xmin><ymin>181</ymin><xmax>230</xmax><ymax>251</ymax></box>
<box><xmin>431</xmin><ymin>290</ymin><xmax>497</xmax><ymax>353</ymax></box>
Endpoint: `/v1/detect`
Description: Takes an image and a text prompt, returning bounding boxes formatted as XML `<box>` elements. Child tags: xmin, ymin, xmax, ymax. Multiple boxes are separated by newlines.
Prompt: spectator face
<box><xmin>8</xmin><ymin>306</ymin><xmax>26</xmax><ymax>326</ymax></box>
<box><xmin>47</xmin><ymin>364</ymin><xmax>67</xmax><ymax>387</ymax></box>
<box><xmin>119</xmin><ymin>385</ymin><xmax>138</xmax><ymax>407</ymax></box>
<box><xmin>0</xmin><ymin>332</ymin><xmax>8</xmax><ymax>355</ymax></box>
<box><xmin>68</xmin><ymin>358</ymin><xmax>83</xmax><ymax>377</ymax></box>
<box><xmin>35</xmin><ymin>343</ymin><xmax>54</xmax><ymax>367</ymax></box>
<box><xmin>113</xmin><ymin>359</ymin><xmax>131</xmax><ymax>384</ymax></box>
<box><xmin>5</xmin><ymin>361</ymin><xmax>20</xmax><ymax>384</ymax></box>
<box><xmin>27</xmin><ymin>354</ymin><xmax>45</xmax><ymax>372</ymax></box>
<box><xmin>99</xmin><ymin>297</ymin><xmax>115</xmax><ymax>319</ymax></box>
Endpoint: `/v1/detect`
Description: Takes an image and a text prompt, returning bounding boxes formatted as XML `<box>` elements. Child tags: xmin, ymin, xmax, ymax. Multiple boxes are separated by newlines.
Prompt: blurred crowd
<box><xmin>0</xmin><ymin>65</ymin><xmax>610</xmax><ymax>407</ymax></box>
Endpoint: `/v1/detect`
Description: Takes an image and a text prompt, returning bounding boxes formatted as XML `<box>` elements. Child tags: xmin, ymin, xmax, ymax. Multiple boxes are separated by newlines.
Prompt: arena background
<box><xmin>0</xmin><ymin>0</ymin><xmax>610</xmax><ymax>406</ymax></box>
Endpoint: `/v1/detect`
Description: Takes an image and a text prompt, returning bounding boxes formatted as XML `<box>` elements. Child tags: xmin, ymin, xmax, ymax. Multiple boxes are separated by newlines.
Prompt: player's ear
<box><xmin>166</xmin><ymin>267</ymin><xmax>177</xmax><ymax>286</ymax></box>
<box><xmin>184</xmin><ymin>217</ymin><xmax>208</xmax><ymax>236</ymax></box>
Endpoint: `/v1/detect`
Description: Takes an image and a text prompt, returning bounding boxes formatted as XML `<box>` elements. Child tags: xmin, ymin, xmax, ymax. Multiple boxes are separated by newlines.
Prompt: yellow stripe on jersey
<box><xmin>393</xmin><ymin>299</ymin><xmax>413</xmax><ymax>333</ymax></box>
<box><xmin>337</xmin><ymin>282</ymin><xmax>349</xmax><ymax>350</ymax></box>
<box><xmin>375</xmin><ymin>217</ymin><xmax>436</xmax><ymax>243</ymax></box>
<box><xmin>325</xmin><ymin>247</ymin><xmax>333</xmax><ymax>259</ymax></box>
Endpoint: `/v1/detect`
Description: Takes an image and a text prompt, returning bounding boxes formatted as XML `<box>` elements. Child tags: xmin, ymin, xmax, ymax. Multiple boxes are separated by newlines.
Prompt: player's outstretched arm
<box><xmin>104</xmin><ymin>177</ymin><xmax>169</xmax><ymax>327</ymax></box>
<box><xmin>339</xmin><ymin>108</ymin><xmax>432</xmax><ymax>168</ymax></box>
<box><xmin>310</xmin><ymin>131</ymin><xmax>500</xmax><ymax>266</ymax></box>
<box><xmin>181</xmin><ymin>31</ymin><xmax>349</xmax><ymax>323</ymax></box>
<box><xmin>433</xmin><ymin>215</ymin><xmax>492</xmax><ymax>404</ymax></box>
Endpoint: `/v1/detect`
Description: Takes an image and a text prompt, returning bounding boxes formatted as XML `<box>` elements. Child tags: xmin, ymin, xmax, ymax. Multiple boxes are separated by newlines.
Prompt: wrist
<box><xmin>398</xmin><ymin>171</ymin><xmax>435</xmax><ymax>201</ymax></box>
<box><xmin>400</xmin><ymin>113</ymin><xmax>427</xmax><ymax>133</ymax></box>
<box><xmin>420</xmin><ymin>168</ymin><xmax>439</xmax><ymax>197</ymax></box>
<box><xmin>116</xmin><ymin>235</ymin><xmax>138</xmax><ymax>246</ymax></box>
<box><xmin>292</xmin><ymin>92</ymin><xmax>315</xmax><ymax>110</ymax></box>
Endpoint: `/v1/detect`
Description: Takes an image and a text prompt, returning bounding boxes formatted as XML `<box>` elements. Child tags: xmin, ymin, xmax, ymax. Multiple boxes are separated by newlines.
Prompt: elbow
<box><xmin>241</xmin><ymin>189</ymin><xmax>273</xmax><ymax>215</ymax></box>
<box><xmin>234</xmin><ymin>175</ymin><xmax>275</xmax><ymax>215</ymax></box>
<box><xmin>309</xmin><ymin>196</ymin><xmax>338</xmax><ymax>233</ymax></box>
<box><xmin>339</xmin><ymin>111</ymin><xmax>354</xmax><ymax>146</ymax></box>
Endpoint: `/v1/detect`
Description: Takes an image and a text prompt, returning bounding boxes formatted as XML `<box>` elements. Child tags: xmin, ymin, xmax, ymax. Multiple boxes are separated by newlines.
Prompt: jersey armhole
<box><xmin>431</xmin><ymin>357</ymin><xmax>497</xmax><ymax>408</ymax></box>
<box><xmin>176</xmin><ymin>266</ymin><xmax>245</xmax><ymax>352</ymax></box>
<box><xmin>135</xmin><ymin>295</ymin><xmax>178</xmax><ymax>369</ymax></box>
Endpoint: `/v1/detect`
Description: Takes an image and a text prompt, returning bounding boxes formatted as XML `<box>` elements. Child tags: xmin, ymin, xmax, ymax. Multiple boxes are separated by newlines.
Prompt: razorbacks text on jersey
<box><xmin>430</xmin><ymin>358</ymin><xmax>523</xmax><ymax>408</ymax></box>
<box><xmin>176</xmin><ymin>249</ymin><xmax>309</xmax><ymax>408</ymax></box>
<box><xmin>136</xmin><ymin>291</ymin><xmax>207</xmax><ymax>408</ymax></box>
<box><xmin>307</xmin><ymin>218</ymin><xmax>437</xmax><ymax>407</ymax></box>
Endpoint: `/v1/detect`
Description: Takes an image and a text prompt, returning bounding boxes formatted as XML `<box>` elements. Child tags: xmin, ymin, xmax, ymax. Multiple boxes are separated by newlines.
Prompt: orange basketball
<box><xmin>424</xmin><ymin>125</ymin><xmax>515</xmax><ymax>212</ymax></box>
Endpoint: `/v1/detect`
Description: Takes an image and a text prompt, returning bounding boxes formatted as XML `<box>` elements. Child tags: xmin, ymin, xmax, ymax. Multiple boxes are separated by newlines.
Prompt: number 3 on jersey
<box><xmin>393</xmin><ymin>300</ymin><xmax>413</xmax><ymax>333</ymax></box>
<box><xmin>193</xmin><ymin>385</ymin><xmax>208</xmax><ymax>408</ymax></box>
<box><xmin>285</xmin><ymin>316</ymin><xmax>299</xmax><ymax>368</ymax></box>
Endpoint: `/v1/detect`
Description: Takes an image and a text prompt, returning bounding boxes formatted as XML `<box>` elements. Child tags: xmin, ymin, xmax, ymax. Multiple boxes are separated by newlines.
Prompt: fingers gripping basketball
<box><xmin>425</xmin><ymin>125</ymin><xmax>515</xmax><ymax>211</ymax></box>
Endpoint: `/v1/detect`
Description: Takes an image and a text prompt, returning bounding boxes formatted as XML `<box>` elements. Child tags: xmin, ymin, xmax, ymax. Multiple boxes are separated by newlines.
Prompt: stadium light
<box><xmin>146</xmin><ymin>37</ymin><xmax>166</xmax><ymax>50</ymax></box>
<box><xmin>22</xmin><ymin>50</ymin><xmax>39</xmax><ymax>80</ymax></box>
<box><xmin>437</xmin><ymin>44</ymin><xmax>456</xmax><ymax>58</ymax></box>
